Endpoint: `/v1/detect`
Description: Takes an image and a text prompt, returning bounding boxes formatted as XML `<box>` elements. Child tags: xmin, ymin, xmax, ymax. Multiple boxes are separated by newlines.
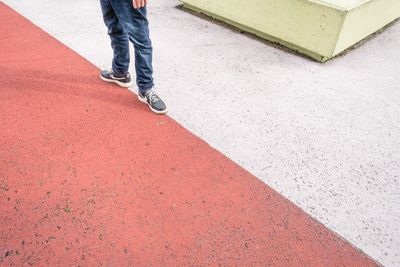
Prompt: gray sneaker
<box><xmin>138</xmin><ymin>89</ymin><xmax>168</xmax><ymax>115</ymax></box>
<box><xmin>100</xmin><ymin>70</ymin><xmax>132</xmax><ymax>88</ymax></box>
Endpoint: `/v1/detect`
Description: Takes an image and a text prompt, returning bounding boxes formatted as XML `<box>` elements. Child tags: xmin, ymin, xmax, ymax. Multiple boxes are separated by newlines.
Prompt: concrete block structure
<box><xmin>181</xmin><ymin>0</ymin><xmax>400</xmax><ymax>62</ymax></box>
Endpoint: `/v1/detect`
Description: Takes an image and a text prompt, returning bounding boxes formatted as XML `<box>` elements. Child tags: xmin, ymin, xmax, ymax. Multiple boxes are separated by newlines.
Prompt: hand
<box><xmin>133</xmin><ymin>0</ymin><xmax>147</xmax><ymax>9</ymax></box>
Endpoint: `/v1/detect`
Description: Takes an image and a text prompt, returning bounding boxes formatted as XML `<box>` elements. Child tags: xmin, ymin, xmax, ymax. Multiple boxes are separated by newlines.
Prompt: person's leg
<box><xmin>100</xmin><ymin>0</ymin><xmax>130</xmax><ymax>76</ymax></box>
<box><xmin>106</xmin><ymin>0</ymin><xmax>166</xmax><ymax>114</ymax></box>
<box><xmin>109</xmin><ymin>0</ymin><xmax>154</xmax><ymax>93</ymax></box>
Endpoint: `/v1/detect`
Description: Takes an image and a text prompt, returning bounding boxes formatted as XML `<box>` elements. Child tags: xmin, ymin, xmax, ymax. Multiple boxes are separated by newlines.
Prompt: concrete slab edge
<box><xmin>181</xmin><ymin>3</ymin><xmax>331</xmax><ymax>62</ymax></box>
<box><xmin>333</xmin><ymin>0</ymin><xmax>400</xmax><ymax>55</ymax></box>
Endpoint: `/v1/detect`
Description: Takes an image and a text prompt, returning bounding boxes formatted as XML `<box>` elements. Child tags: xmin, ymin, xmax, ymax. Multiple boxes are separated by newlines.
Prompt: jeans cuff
<box><xmin>112</xmin><ymin>67</ymin><xmax>129</xmax><ymax>76</ymax></box>
<box><xmin>138</xmin><ymin>84</ymin><xmax>154</xmax><ymax>94</ymax></box>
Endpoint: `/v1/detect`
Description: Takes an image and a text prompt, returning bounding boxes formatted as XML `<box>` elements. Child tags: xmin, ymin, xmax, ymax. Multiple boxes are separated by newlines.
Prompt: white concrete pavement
<box><xmin>2</xmin><ymin>0</ymin><xmax>400</xmax><ymax>265</ymax></box>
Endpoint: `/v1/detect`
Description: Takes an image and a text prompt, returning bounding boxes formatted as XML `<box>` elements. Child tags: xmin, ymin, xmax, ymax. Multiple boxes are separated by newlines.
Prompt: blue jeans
<box><xmin>100</xmin><ymin>0</ymin><xmax>154</xmax><ymax>92</ymax></box>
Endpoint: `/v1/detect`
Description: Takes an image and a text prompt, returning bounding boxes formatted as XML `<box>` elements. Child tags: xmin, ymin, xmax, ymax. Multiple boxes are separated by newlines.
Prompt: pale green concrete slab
<box><xmin>181</xmin><ymin>0</ymin><xmax>400</xmax><ymax>61</ymax></box>
<box><xmin>334</xmin><ymin>0</ymin><xmax>400</xmax><ymax>55</ymax></box>
<box><xmin>311</xmin><ymin>0</ymin><xmax>368</xmax><ymax>10</ymax></box>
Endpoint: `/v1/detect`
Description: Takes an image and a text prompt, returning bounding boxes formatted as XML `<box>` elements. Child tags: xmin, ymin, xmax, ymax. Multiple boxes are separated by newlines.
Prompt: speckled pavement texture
<box><xmin>0</xmin><ymin>3</ymin><xmax>382</xmax><ymax>266</ymax></box>
<box><xmin>1</xmin><ymin>0</ymin><xmax>399</xmax><ymax>266</ymax></box>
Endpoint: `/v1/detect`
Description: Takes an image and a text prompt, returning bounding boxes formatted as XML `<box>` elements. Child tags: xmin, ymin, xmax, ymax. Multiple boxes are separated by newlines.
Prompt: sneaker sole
<box><xmin>100</xmin><ymin>74</ymin><xmax>132</xmax><ymax>88</ymax></box>
<box><xmin>138</xmin><ymin>95</ymin><xmax>168</xmax><ymax>115</ymax></box>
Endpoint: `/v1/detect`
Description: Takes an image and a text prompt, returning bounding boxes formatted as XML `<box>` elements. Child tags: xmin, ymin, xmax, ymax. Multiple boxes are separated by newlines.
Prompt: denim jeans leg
<box><xmin>108</xmin><ymin>0</ymin><xmax>154</xmax><ymax>93</ymax></box>
<box><xmin>129</xmin><ymin>7</ymin><xmax>154</xmax><ymax>93</ymax></box>
<box><xmin>100</xmin><ymin>0</ymin><xmax>130</xmax><ymax>75</ymax></box>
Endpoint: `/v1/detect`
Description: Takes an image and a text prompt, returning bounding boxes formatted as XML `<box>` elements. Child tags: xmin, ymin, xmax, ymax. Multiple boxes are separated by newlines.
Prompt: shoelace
<box><xmin>145</xmin><ymin>90</ymin><xmax>160</xmax><ymax>103</ymax></box>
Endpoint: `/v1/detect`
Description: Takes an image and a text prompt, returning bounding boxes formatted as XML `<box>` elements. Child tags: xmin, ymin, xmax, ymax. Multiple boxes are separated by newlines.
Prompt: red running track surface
<box><xmin>0</xmin><ymin>3</ymin><xmax>378</xmax><ymax>266</ymax></box>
